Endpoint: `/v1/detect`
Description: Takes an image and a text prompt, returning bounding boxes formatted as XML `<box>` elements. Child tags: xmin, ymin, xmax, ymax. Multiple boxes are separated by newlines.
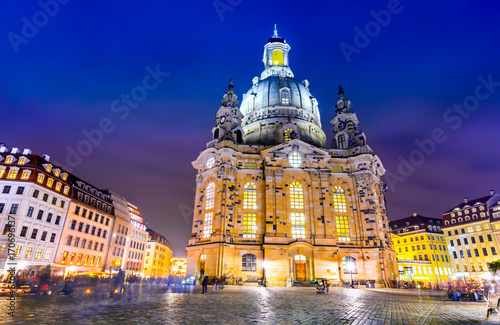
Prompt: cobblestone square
<box><xmin>0</xmin><ymin>286</ymin><xmax>496</xmax><ymax>324</ymax></box>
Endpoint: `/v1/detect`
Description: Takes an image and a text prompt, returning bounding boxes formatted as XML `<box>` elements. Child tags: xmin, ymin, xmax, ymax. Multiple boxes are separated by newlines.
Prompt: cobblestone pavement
<box><xmin>0</xmin><ymin>286</ymin><xmax>496</xmax><ymax>324</ymax></box>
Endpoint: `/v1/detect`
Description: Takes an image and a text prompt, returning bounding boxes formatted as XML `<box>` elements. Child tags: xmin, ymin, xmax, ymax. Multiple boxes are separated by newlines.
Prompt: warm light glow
<box><xmin>289</xmin><ymin>182</ymin><xmax>304</xmax><ymax>209</ymax></box>
<box><xmin>333</xmin><ymin>186</ymin><xmax>347</xmax><ymax>212</ymax></box>
<box><xmin>243</xmin><ymin>183</ymin><xmax>257</xmax><ymax>209</ymax></box>
<box><xmin>205</xmin><ymin>183</ymin><xmax>215</xmax><ymax>210</ymax></box>
<box><xmin>336</xmin><ymin>216</ymin><xmax>350</xmax><ymax>241</ymax></box>
<box><xmin>272</xmin><ymin>49</ymin><xmax>284</xmax><ymax>65</ymax></box>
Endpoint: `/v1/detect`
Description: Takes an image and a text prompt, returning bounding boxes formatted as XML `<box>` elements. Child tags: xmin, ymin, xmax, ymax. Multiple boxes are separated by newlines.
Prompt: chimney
<box><xmin>464</xmin><ymin>197</ymin><xmax>468</xmax><ymax>203</ymax></box>
<box><xmin>11</xmin><ymin>147</ymin><xmax>19</xmax><ymax>154</ymax></box>
<box><xmin>0</xmin><ymin>143</ymin><xmax>7</xmax><ymax>153</ymax></box>
<box><xmin>22</xmin><ymin>149</ymin><xmax>32</xmax><ymax>155</ymax></box>
<box><xmin>490</xmin><ymin>190</ymin><xmax>495</xmax><ymax>196</ymax></box>
<box><xmin>42</xmin><ymin>154</ymin><xmax>50</xmax><ymax>162</ymax></box>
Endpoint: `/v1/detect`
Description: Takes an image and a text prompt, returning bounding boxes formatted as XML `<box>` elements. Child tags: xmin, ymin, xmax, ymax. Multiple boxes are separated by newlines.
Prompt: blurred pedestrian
<box><xmin>201</xmin><ymin>274</ymin><xmax>209</xmax><ymax>294</ymax></box>
<box><xmin>213</xmin><ymin>276</ymin><xmax>219</xmax><ymax>292</ymax></box>
<box><xmin>35</xmin><ymin>265</ymin><xmax>51</xmax><ymax>296</ymax></box>
<box><xmin>220</xmin><ymin>275</ymin><xmax>225</xmax><ymax>289</ymax></box>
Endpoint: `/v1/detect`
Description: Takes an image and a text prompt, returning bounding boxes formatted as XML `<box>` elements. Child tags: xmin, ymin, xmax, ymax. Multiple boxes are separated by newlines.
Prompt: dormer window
<box><xmin>18</xmin><ymin>157</ymin><xmax>27</xmax><ymax>165</ymax></box>
<box><xmin>47</xmin><ymin>178</ymin><xmax>54</xmax><ymax>188</ymax></box>
<box><xmin>5</xmin><ymin>156</ymin><xmax>15</xmax><ymax>164</ymax></box>
<box><xmin>280</xmin><ymin>87</ymin><xmax>290</xmax><ymax>105</ymax></box>
<box><xmin>54</xmin><ymin>169</ymin><xmax>60</xmax><ymax>177</ymax></box>
<box><xmin>21</xmin><ymin>170</ymin><xmax>31</xmax><ymax>180</ymax></box>
<box><xmin>62</xmin><ymin>173</ymin><xmax>68</xmax><ymax>181</ymax></box>
<box><xmin>7</xmin><ymin>168</ymin><xmax>19</xmax><ymax>179</ymax></box>
<box><xmin>55</xmin><ymin>182</ymin><xmax>62</xmax><ymax>192</ymax></box>
<box><xmin>0</xmin><ymin>166</ymin><xmax>5</xmax><ymax>178</ymax></box>
<box><xmin>37</xmin><ymin>173</ymin><xmax>45</xmax><ymax>184</ymax></box>
<box><xmin>63</xmin><ymin>186</ymin><xmax>70</xmax><ymax>195</ymax></box>
<box><xmin>45</xmin><ymin>164</ymin><xmax>52</xmax><ymax>173</ymax></box>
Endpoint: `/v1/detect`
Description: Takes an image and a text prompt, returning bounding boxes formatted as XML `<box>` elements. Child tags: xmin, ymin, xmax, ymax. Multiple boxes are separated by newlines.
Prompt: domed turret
<box><xmin>239</xmin><ymin>27</ymin><xmax>326</xmax><ymax>147</ymax></box>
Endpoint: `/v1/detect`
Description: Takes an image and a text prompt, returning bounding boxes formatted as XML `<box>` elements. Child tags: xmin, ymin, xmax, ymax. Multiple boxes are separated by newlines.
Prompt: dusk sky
<box><xmin>1</xmin><ymin>1</ymin><xmax>500</xmax><ymax>256</ymax></box>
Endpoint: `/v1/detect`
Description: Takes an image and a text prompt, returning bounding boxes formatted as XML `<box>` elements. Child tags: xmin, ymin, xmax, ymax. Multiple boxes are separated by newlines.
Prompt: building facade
<box><xmin>0</xmin><ymin>146</ymin><xmax>71</xmax><ymax>274</ymax></box>
<box><xmin>390</xmin><ymin>214</ymin><xmax>452</xmax><ymax>288</ymax></box>
<box><xmin>54</xmin><ymin>177</ymin><xmax>115</xmax><ymax>274</ymax></box>
<box><xmin>442</xmin><ymin>191</ymin><xmax>500</xmax><ymax>283</ymax></box>
<box><xmin>144</xmin><ymin>229</ymin><xmax>173</xmax><ymax>278</ymax></box>
<box><xmin>186</xmin><ymin>29</ymin><xmax>396</xmax><ymax>286</ymax></box>
<box><xmin>125</xmin><ymin>203</ymin><xmax>147</xmax><ymax>274</ymax></box>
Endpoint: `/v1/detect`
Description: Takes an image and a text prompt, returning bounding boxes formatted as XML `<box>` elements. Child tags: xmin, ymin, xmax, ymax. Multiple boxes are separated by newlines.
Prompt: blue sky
<box><xmin>1</xmin><ymin>0</ymin><xmax>500</xmax><ymax>255</ymax></box>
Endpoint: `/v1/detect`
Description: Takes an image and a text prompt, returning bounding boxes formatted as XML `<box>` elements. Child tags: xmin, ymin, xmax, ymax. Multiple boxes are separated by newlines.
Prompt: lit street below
<box><xmin>0</xmin><ymin>286</ymin><xmax>493</xmax><ymax>324</ymax></box>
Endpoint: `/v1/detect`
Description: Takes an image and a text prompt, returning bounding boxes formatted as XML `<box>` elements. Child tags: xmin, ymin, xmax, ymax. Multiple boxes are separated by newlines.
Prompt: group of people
<box><xmin>200</xmin><ymin>275</ymin><xmax>225</xmax><ymax>294</ymax></box>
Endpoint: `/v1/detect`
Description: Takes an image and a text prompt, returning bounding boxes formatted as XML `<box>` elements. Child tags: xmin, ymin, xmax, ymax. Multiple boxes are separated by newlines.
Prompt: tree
<box><xmin>489</xmin><ymin>260</ymin><xmax>500</xmax><ymax>275</ymax></box>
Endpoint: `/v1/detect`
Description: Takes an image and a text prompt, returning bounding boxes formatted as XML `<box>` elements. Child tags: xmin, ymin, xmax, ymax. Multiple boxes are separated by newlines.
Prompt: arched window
<box><xmin>480</xmin><ymin>212</ymin><xmax>486</xmax><ymax>218</ymax></box>
<box><xmin>280</xmin><ymin>88</ymin><xmax>290</xmax><ymax>105</ymax></box>
<box><xmin>243</xmin><ymin>183</ymin><xmax>257</xmax><ymax>209</ymax></box>
<box><xmin>272</xmin><ymin>49</ymin><xmax>284</xmax><ymax>65</ymax></box>
<box><xmin>333</xmin><ymin>186</ymin><xmax>347</xmax><ymax>212</ymax></box>
<box><xmin>213</xmin><ymin>128</ymin><xmax>219</xmax><ymax>140</ymax></box>
<box><xmin>203</xmin><ymin>183</ymin><xmax>215</xmax><ymax>238</ymax></box>
<box><xmin>284</xmin><ymin>128</ymin><xmax>294</xmax><ymax>142</ymax></box>
<box><xmin>342</xmin><ymin>256</ymin><xmax>357</xmax><ymax>274</ymax></box>
<box><xmin>458</xmin><ymin>217</ymin><xmax>463</xmax><ymax>223</ymax></box>
<box><xmin>473</xmin><ymin>214</ymin><xmax>478</xmax><ymax>219</ymax></box>
<box><xmin>242</xmin><ymin>253</ymin><xmax>257</xmax><ymax>271</ymax></box>
<box><xmin>465</xmin><ymin>216</ymin><xmax>470</xmax><ymax>221</ymax></box>
<box><xmin>451</xmin><ymin>219</ymin><xmax>456</xmax><ymax>224</ymax></box>
<box><xmin>445</xmin><ymin>220</ymin><xmax>449</xmax><ymax>225</ymax></box>
<box><xmin>290</xmin><ymin>182</ymin><xmax>304</xmax><ymax>209</ymax></box>
<box><xmin>337</xmin><ymin>134</ymin><xmax>347</xmax><ymax>149</ymax></box>
<box><xmin>205</xmin><ymin>183</ymin><xmax>215</xmax><ymax>210</ymax></box>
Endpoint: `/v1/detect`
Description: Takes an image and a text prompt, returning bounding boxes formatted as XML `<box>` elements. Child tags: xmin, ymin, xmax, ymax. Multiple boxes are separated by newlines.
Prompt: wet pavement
<box><xmin>0</xmin><ymin>285</ymin><xmax>495</xmax><ymax>324</ymax></box>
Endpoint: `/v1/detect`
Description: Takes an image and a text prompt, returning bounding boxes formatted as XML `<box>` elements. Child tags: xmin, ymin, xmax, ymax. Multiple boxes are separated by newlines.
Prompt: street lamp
<box><xmin>346</xmin><ymin>260</ymin><xmax>355</xmax><ymax>288</ymax></box>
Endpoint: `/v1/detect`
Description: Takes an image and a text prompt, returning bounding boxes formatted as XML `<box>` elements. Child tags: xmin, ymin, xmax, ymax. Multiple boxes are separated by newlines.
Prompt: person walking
<box><xmin>35</xmin><ymin>265</ymin><xmax>51</xmax><ymax>296</ymax></box>
<box><xmin>201</xmin><ymin>274</ymin><xmax>209</xmax><ymax>294</ymax></box>
<box><xmin>486</xmin><ymin>281</ymin><xmax>496</xmax><ymax>320</ymax></box>
<box><xmin>212</xmin><ymin>276</ymin><xmax>219</xmax><ymax>292</ymax></box>
<box><xmin>220</xmin><ymin>275</ymin><xmax>225</xmax><ymax>289</ymax></box>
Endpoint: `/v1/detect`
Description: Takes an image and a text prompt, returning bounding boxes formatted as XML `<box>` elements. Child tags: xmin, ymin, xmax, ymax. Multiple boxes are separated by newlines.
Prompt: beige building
<box><xmin>144</xmin><ymin>229</ymin><xmax>173</xmax><ymax>278</ymax></box>
<box><xmin>443</xmin><ymin>191</ymin><xmax>500</xmax><ymax>283</ymax></box>
<box><xmin>55</xmin><ymin>178</ymin><xmax>115</xmax><ymax>274</ymax></box>
<box><xmin>186</xmin><ymin>30</ymin><xmax>396</xmax><ymax>287</ymax></box>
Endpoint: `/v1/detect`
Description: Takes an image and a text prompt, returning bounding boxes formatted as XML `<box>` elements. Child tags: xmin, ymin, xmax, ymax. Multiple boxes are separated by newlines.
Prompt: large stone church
<box><xmin>186</xmin><ymin>28</ymin><xmax>396</xmax><ymax>286</ymax></box>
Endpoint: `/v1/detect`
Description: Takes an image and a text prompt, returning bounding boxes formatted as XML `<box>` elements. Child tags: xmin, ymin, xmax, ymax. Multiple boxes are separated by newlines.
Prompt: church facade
<box><xmin>186</xmin><ymin>29</ymin><xmax>396</xmax><ymax>286</ymax></box>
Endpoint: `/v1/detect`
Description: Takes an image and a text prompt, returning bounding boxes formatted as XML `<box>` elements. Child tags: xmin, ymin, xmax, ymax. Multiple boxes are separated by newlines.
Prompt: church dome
<box><xmin>239</xmin><ymin>27</ymin><xmax>326</xmax><ymax>148</ymax></box>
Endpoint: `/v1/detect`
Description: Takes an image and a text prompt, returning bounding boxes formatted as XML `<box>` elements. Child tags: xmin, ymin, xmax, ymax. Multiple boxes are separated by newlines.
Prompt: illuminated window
<box><xmin>0</xmin><ymin>168</ymin><xmax>5</xmax><ymax>178</ymax></box>
<box><xmin>35</xmin><ymin>249</ymin><xmax>42</xmax><ymax>260</ymax></box>
<box><xmin>206</xmin><ymin>157</ymin><xmax>215</xmax><ymax>169</ymax></box>
<box><xmin>280</xmin><ymin>87</ymin><xmax>290</xmax><ymax>105</ymax></box>
<box><xmin>331</xmin><ymin>166</ymin><xmax>343</xmax><ymax>173</ymax></box>
<box><xmin>45</xmin><ymin>164</ymin><xmax>52</xmax><ymax>172</ymax></box>
<box><xmin>83</xmin><ymin>255</ymin><xmax>89</xmax><ymax>266</ymax></box>
<box><xmin>243</xmin><ymin>183</ymin><xmax>257</xmax><ymax>209</ymax></box>
<box><xmin>291</xmin><ymin>213</ymin><xmax>306</xmax><ymax>239</ymax></box>
<box><xmin>96</xmin><ymin>257</ymin><xmax>101</xmax><ymax>267</ymax></box>
<box><xmin>7</xmin><ymin>169</ymin><xmax>18</xmax><ymax>179</ymax></box>
<box><xmin>294</xmin><ymin>255</ymin><xmax>306</xmax><ymax>261</ymax></box>
<box><xmin>63</xmin><ymin>186</ymin><xmax>70</xmax><ymax>195</ymax></box>
<box><xmin>5</xmin><ymin>157</ymin><xmax>13</xmax><ymax>164</ymax></box>
<box><xmin>21</xmin><ymin>170</ymin><xmax>31</xmax><ymax>179</ymax></box>
<box><xmin>337</xmin><ymin>134</ymin><xmax>347</xmax><ymax>149</ymax></box>
<box><xmin>18</xmin><ymin>157</ymin><xmax>26</xmax><ymax>165</ymax></box>
<box><xmin>205</xmin><ymin>183</ymin><xmax>215</xmax><ymax>210</ymax></box>
<box><xmin>333</xmin><ymin>186</ymin><xmax>347</xmax><ymax>212</ymax></box>
<box><xmin>243</xmin><ymin>213</ymin><xmax>257</xmax><ymax>238</ymax></box>
<box><xmin>272</xmin><ymin>49</ymin><xmax>284</xmax><ymax>65</ymax></box>
<box><xmin>37</xmin><ymin>173</ymin><xmax>45</xmax><ymax>184</ymax></box>
<box><xmin>203</xmin><ymin>212</ymin><xmax>213</xmax><ymax>238</ymax></box>
<box><xmin>336</xmin><ymin>216</ymin><xmax>350</xmax><ymax>241</ymax></box>
<box><xmin>55</xmin><ymin>182</ymin><xmax>62</xmax><ymax>191</ymax></box>
<box><xmin>62</xmin><ymin>173</ymin><xmax>68</xmax><ymax>181</ymax></box>
<box><xmin>47</xmin><ymin>178</ymin><xmax>53</xmax><ymax>188</ymax></box>
<box><xmin>15</xmin><ymin>246</ymin><xmax>22</xmax><ymax>257</ymax></box>
<box><xmin>25</xmin><ymin>247</ymin><xmax>33</xmax><ymax>258</ymax></box>
<box><xmin>200</xmin><ymin>254</ymin><xmax>206</xmax><ymax>260</ymax></box>
<box><xmin>54</xmin><ymin>169</ymin><xmax>60</xmax><ymax>177</ymax></box>
<box><xmin>288</xmin><ymin>151</ymin><xmax>302</xmax><ymax>168</ymax></box>
<box><xmin>245</xmin><ymin>162</ymin><xmax>258</xmax><ymax>169</ymax></box>
<box><xmin>242</xmin><ymin>253</ymin><xmax>257</xmax><ymax>271</ymax></box>
<box><xmin>290</xmin><ymin>182</ymin><xmax>304</xmax><ymax>209</ymax></box>
<box><xmin>284</xmin><ymin>128</ymin><xmax>294</xmax><ymax>141</ymax></box>
<box><xmin>476</xmin><ymin>225</ymin><xmax>481</xmax><ymax>231</ymax></box>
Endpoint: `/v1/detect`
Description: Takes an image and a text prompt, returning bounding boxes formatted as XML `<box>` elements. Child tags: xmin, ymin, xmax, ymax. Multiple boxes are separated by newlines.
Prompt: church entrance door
<box><xmin>295</xmin><ymin>263</ymin><xmax>306</xmax><ymax>281</ymax></box>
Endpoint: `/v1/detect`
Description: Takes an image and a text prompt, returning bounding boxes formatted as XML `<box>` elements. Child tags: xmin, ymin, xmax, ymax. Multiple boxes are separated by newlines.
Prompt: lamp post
<box><xmin>347</xmin><ymin>260</ymin><xmax>355</xmax><ymax>288</ymax></box>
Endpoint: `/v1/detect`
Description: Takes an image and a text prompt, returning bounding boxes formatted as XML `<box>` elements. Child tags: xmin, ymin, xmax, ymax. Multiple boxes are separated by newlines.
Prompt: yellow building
<box><xmin>442</xmin><ymin>192</ymin><xmax>500</xmax><ymax>283</ymax></box>
<box><xmin>144</xmin><ymin>229</ymin><xmax>173</xmax><ymax>278</ymax></box>
<box><xmin>390</xmin><ymin>214</ymin><xmax>452</xmax><ymax>288</ymax></box>
<box><xmin>170</xmin><ymin>258</ymin><xmax>187</xmax><ymax>277</ymax></box>
<box><xmin>186</xmin><ymin>29</ymin><xmax>397</xmax><ymax>287</ymax></box>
